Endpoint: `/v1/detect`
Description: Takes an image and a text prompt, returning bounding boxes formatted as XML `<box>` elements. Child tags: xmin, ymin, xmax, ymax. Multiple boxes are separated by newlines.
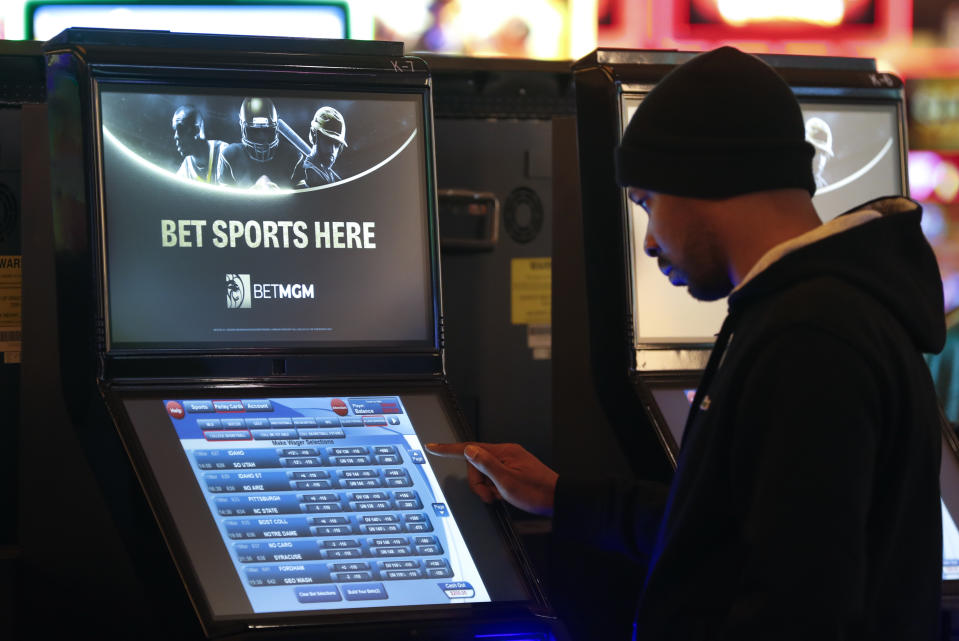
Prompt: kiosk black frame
<box><xmin>0</xmin><ymin>40</ymin><xmax>46</xmax><ymax>621</ymax></box>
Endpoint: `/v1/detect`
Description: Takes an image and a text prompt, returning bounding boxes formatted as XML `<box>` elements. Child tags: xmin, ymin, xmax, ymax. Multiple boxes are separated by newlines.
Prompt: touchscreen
<box><xmin>123</xmin><ymin>392</ymin><xmax>530</xmax><ymax>619</ymax></box>
<box><xmin>99</xmin><ymin>85</ymin><xmax>433</xmax><ymax>351</ymax></box>
<box><xmin>622</xmin><ymin>97</ymin><xmax>903</xmax><ymax>346</ymax></box>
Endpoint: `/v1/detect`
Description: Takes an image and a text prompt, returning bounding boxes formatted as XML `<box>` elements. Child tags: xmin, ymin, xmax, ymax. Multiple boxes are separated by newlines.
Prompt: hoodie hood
<box><xmin>728</xmin><ymin>196</ymin><xmax>945</xmax><ymax>354</ymax></box>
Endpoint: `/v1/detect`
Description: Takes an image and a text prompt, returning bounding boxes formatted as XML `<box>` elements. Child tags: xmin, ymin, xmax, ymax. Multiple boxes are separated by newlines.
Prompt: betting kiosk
<box><xmin>425</xmin><ymin>55</ymin><xmax>574</xmax><ymax>466</ymax></box>
<box><xmin>22</xmin><ymin>28</ymin><xmax>565</xmax><ymax>640</ymax></box>
<box><xmin>0</xmin><ymin>38</ymin><xmax>45</xmax><ymax>629</ymax></box>
<box><xmin>561</xmin><ymin>47</ymin><xmax>959</xmax><ymax>617</ymax></box>
<box><xmin>424</xmin><ymin>56</ymin><xmax>576</xmax><ymax>603</ymax></box>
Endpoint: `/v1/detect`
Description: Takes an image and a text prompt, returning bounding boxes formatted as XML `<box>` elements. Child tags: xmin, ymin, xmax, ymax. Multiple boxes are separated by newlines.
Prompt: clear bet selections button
<box><xmin>296</xmin><ymin>586</ymin><xmax>342</xmax><ymax>603</ymax></box>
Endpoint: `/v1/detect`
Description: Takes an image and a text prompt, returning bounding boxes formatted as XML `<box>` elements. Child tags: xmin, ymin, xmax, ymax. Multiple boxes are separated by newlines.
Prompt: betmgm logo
<box><xmin>226</xmin><ymin>273</ymin><xmax>315</xmax><ymax>309</ymax></box>
<box><xmin>226</xmin><ymin>273</ymin><xmax>251</xmax><ymax>308</ymax></box>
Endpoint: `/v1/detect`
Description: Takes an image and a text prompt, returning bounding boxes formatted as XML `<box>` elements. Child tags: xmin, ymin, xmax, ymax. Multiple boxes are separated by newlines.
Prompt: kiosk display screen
<box><xmin>621</xmin><ymin>97</ymin><xmax>903</xmax><ymax>346</ymax></box>
<box><xmin>122</xmin><ymin>391</ymin><xmax>531</xmax><ymax>620</ymax></box>
<box><xmin>942</xmin><ymin>430</ymin><xmax>959</xmax><ymax>585</ymax></box>
<box><xmin>944</xmin><ymin>498</ymin><xmax>959</xmax><ymax>581</ymax></box>
<box><xmin>98</xmin><ymin>85</ymin><xmax>434</xmax><ymax>351</ymax></box>
<box><xmin>801</xmin><ymin>102</ymin><xmax>902</xmax><ymax>220</ymax></box>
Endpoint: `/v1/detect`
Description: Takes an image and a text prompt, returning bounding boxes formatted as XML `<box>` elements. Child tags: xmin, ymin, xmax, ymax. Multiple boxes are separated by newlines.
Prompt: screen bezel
<box><xmin>102</xmin><ymin>381</ymin><xmax>548</xmax><ymax>637</ymax></box>
<box><xmin>618</xmin><ymin>87</ymin><xmax>909</xmax><ymax>369</ymax></box>
<box><xmin>25</xmin><ymin>0</ymin><xmax>351</xmax><ymax>40</ymax></box>
<box><xmin>941</xmin><ymin>415</ymin><xmax>959</xmax><ymax>601</ymax></box>
<box><xmin>87</xmin><ymin>66</ymin><xmax>443</xmax><ymax>358</ymax></box>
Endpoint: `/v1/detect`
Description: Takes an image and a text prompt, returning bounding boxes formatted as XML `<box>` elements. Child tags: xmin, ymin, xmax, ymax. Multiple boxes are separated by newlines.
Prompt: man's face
<box><xmin>172</xmin><ymin>114</ymin><xmax>199</xmax><ymax>157</ymax></box>
<box><xmin>627</xmin><ymin>187</ymin><xmax>732</xmax><ymax>301</ymax></box>
<box><xmin>314</xmin><ymin>134</ymin><xmax>343</xmax><ymax>168</ymax></box>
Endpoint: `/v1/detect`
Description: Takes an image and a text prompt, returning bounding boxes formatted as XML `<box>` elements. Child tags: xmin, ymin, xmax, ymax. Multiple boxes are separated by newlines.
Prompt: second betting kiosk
<box><xmin>33</xmin><ymin>28</ymin><xmax>564</xmax><ymax>640</ymax></box>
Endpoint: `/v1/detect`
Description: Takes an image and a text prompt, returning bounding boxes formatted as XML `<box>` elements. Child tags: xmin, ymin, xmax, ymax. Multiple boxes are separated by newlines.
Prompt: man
<box><xmin>428</xmin><ymin>47</ymin><xmax>945</xmax><ymax>639</ymax></box>
<box><xmin>292</xmin><ymin>106</ymin><xmax>348</xmax><ymax>188</ymax></box>
<box><xmin>217</xmin><ymin>97</ymin><xmax>296</xmax><ymax>189</ymax></box>
<box><xmin>171</xmin><ymin>105</ymin><xmax>226</xmax><ymax>184</ymax></box>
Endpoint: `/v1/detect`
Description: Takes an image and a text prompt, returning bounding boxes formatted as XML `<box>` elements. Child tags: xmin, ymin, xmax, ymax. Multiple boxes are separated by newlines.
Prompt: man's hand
<box><xmin>424</xmin><ymin>442</ymin><xmax>558</xmax><ymax>517</ymax></box>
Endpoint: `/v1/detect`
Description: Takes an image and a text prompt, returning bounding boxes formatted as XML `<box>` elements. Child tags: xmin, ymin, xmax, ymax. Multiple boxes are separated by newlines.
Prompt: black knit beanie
<box><xmin>615</xmin><ymin>46</ymin><xmax>816</xmax><ymax>198</ymax></box>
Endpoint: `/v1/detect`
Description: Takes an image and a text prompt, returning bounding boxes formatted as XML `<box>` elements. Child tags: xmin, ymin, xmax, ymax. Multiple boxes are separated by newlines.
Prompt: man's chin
<box><xmin>686</xmin><ymin>281</ymin><xmax>731</xmax><ymax>302</ymax></box>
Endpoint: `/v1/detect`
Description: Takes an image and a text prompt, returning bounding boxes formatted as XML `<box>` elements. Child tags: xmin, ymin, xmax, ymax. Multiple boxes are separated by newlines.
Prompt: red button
<box><xmin>166</xmin><ymin>401</ymin><xmax>185</xmax><ymax>420</ymax></box>
<box><xmin>331</xmin><ymin>398</ymin><xmax>348</xmax><ymax>416</ymax></box>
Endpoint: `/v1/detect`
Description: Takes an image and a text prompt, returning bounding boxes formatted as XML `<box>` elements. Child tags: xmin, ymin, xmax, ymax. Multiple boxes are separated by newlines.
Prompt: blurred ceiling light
<box><xmin>909</xmin><ymin>151</ymin><xmax>941</xmax><ymax>201</ymax></box>
<box><xmin>919</xmin><ymin>201</ymin><xmax>945</xmax><ymax>241</ymax></box>
<box><xmin>936</xmin><ymin>160</ymin><xmax>959</xmax><ymax>203</ymax></box>
<box><xmin>910</xmin><ymin>151</ymin><xmax>959</xmax><ymax>204</ymax></box>
<box><xmin>717</xmin><ymin>0</ymin><xmax>845</xmax><ymax>27</ymax></box>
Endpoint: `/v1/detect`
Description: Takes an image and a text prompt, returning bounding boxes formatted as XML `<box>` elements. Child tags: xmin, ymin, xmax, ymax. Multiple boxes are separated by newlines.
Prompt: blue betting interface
<box><xmin>163</xmin><ymin>395</ymin><xmax>490</xmax><ymax>613</ymax></box>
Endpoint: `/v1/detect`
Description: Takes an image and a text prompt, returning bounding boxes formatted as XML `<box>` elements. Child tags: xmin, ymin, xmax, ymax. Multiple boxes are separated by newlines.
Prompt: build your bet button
<box><xmin>343</xmin><ymin>583</ymin><xmax>388</xmax><ymax>601</ymax></box>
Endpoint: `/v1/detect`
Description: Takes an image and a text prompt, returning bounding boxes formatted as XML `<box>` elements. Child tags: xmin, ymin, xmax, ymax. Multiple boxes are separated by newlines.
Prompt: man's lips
<box><xmin>659</xmin><ymin>260</ymin><xmax>686</xmax><ymax>286</ymax></box>
<box><xmin>659</xmin><ymin>257</ymin><xmax>673</xmax><ymax>277</ymax></box>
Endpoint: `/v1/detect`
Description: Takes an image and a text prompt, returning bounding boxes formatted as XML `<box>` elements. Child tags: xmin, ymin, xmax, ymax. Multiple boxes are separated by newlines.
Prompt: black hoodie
<box><xmin>555</xmin><ymin>197</ymin><xmax>946</xmax><ymax>640</ymax></box>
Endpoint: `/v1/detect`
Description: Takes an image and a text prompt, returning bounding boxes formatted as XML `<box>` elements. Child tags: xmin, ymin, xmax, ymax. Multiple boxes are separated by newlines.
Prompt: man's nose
<box><xmin>644</xmin><ymin>232</ymin><xmax>660</xmax><ymax>258</ymax></box>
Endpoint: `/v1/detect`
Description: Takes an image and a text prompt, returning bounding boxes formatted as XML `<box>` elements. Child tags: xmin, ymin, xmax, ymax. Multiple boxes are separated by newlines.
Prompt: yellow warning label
<box><xmin>511</xmin><ymin>257</ymin><xmax>551</xmax><ymax>326</ymax></box>
<box><xmin>0</xmin><ymin>255</ymin><xmax>23</xmax><ymax>356</ymax></box>
<box><xmin>0</xmin><ymin>255</ymin><xmax>21</xmax><ymax>285</ymax></box>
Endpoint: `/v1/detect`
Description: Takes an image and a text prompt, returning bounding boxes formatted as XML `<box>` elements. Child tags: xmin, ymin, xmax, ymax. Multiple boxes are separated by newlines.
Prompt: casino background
<box><xmin>7</xmin><ymin>1</ymin><xmax>959</xmax><ymax>638</ymax></box>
